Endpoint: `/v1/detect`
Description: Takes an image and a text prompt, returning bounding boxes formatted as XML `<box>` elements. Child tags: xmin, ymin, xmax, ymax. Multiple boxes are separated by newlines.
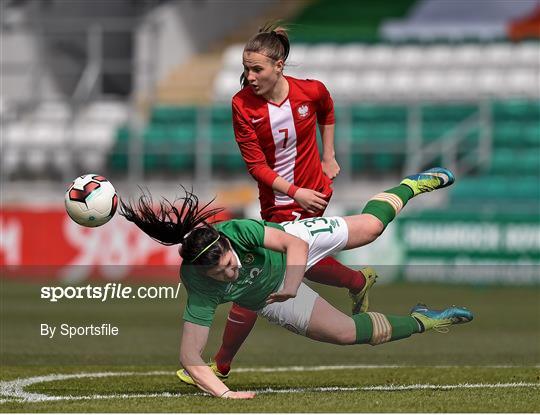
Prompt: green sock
<box><xmin>352</xmin><ymin>312</ymin><xmax>421</xmax><ymax>345</ymax></box>
<box><xmin>361</xmin><ymin>185</ymin><xmax>414</xmax><ymax>228</ymax></box>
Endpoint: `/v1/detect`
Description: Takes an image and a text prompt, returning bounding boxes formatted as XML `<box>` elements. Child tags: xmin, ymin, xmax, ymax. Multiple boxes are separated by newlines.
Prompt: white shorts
<box><xmin>257</xmin><ymin>281</ymin><xmax>318</xmax><ymax>336</ymax></box>
<box><xmin>281</xmin><ymin>216</ymin><xmax>349</xmax><ymax>270</ymax></box>
<box><xmin>257</xmin><ymin>216</ymin><xmax>349</xmax><ymax>336</ymax></box>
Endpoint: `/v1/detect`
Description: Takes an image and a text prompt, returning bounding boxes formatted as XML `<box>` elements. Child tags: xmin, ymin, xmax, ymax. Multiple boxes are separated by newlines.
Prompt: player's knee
<box><xmin>364</xmin><ymin>216</ymin><xmax>384</xmax><ymax>242</ymax></box>
<box><xmin>335</xmin><ymin>330</ymin><xmax>356</xmax><ymax>345</ymax></box>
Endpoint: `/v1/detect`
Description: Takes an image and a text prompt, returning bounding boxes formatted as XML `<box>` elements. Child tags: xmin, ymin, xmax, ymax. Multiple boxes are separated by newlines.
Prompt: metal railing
<box><xmin>115</xmin><ymin>101</ymin><xmax>492</xmax><ymax>185</ymax></box>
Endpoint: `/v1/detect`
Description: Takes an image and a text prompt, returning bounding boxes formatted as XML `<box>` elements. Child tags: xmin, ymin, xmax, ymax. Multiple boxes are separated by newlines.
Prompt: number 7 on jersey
<box><xmin>278</xmin><ymin>128</ymin><xmax>289</xmax><ymax>149</ymax></box>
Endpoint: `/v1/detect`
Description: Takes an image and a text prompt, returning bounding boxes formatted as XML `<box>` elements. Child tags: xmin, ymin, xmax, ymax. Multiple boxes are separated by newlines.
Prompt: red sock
<box><xmin>305</xmin><ymin>257</ymin><xmax>366</xmax><ymax>294</ymax></box>
<box><xmin>214</xmin><ymin>303</ymin><xmax>257</xmax><ymax>375</ymax></box>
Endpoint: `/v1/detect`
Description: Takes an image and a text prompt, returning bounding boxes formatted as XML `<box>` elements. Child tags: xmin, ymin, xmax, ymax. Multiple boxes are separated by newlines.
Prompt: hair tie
<box><xmin>191</xmin><ymin>234</ymin><xmax>221</xmax><ymax>262</ymax></box>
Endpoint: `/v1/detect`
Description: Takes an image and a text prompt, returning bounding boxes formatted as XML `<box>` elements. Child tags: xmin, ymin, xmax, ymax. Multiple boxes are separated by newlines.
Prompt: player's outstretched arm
<box><xmin>263</xmin><ymin>226</ymin><xmax>309</xmax><ymax>304</ymax></box>
<box><xmin>180</xmin><ymin>322</ymin><xmax>255</xmax><ymax>399</ymax></box>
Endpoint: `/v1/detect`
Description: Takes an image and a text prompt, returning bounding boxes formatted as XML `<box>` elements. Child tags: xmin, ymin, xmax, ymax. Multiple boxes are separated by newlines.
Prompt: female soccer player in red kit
<box><xmin>178</xmin><ymin>24</ymin><xmax>378</xmax><ymax>384</ymax></box>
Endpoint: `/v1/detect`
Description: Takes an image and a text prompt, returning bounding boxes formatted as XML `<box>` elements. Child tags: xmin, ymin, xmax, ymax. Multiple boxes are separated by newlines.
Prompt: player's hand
<box><xmin>321</xmin><ymin>157</ymin><xmax>340</xmax><ymax>180</ymax></box>
<box><xmin>222</xmin><ymin>391</ymin><xmax>256</xmax><ymax>399</ymax></box>
<box><xmin>293</xmin><ymin>188</ymin><xmax>328</xmax><ymax>214</ymax></box>
<box><xmin>266</xmin><ymin>289</ymin><xmax>297</xmax><ymax>304</ymax></box>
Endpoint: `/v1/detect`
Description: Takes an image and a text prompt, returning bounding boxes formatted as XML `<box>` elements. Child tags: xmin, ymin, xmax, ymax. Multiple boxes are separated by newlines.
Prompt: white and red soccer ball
<box><xmin>65</xmin><ymin>174</ymin><xmax>118</xmax><ymax>227</ymax></box>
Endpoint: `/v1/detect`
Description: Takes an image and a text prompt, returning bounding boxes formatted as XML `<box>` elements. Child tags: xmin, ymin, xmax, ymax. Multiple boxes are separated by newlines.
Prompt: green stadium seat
<box><xmin>493</xmin><ymin>121</ymin><xmax>540</xmax><ymax>147</ymax></box>
<box><xmin>109</xmin><ymin>125</ymin><xmax>131</xmax><ymax>171</ymax></box>
<box><xmin>493</xmin><ymin>100</ymin><xmax>540</xmax><ymax>121</ymax></box>
<box><xmin>150</xmin><ymin>106</ymin><xmax>197</xmax><ymax>124</ymax></box>
<box><xmin>211</xmin><ymin>125</ymin><xmax>234</xmax><ymax>141</ymax></box>
<box><xmin>421</xmin><ymin>104</ymin><xmax>477</xmax><ymax>123</ymax></box>
<box><xmin>351</xmin><ymin>105</ymin><xmax>407</xmax><ymax>122</ymax></box>
<box><xmin>142</xmin><ymin>125</ymin><xmax>195</xmax><ymax>171</ymax></box>
<box><xmin>211</xmin><ymin>106</ymin><xmax>232</xmax><ymax>123</ymax></box>
<box><xmin>490</xmin><ymin>150</ymin><xmax>540</xmax><ymax>174</ymax></box>
<box><xmin>422</xmin><ymin>122</ymin><xmax>458</xmax><ymax>141</ymax></box>
<box><xmin>493</xmin><ymin>122</ymin><xmax>521</xmax><ymax>146</ymax></box>
<box><xmin>351</xmin><ymin>123</ymin><xmax>406</xmax><ymax>142</ymax></box>
<box><xmin>116</xmin><ymin>125</ymin><xmax>131</xmax><ymax>142</ymax></box>
<box><xmin>523</xmin><ymin>123</ymin><xmax>540</xmax><ymax>145</ymax></box>
<box><xmin>350</xmin><ymin>153</ymin><xmax>402</xmax><ymax>173</ymax></box>
<box><xmin>451</xmin><ymin>176</ymin><xmax>540</xmax><ymax>201</ymax></box>
<box><xmin>116</xmin><ymin>100</ymin><xmax>538</xmax><ymax>179</ymax></box>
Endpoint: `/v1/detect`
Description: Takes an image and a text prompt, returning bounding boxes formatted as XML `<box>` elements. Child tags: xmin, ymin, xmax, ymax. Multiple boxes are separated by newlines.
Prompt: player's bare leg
<box><xmin>344</xmin><ymin>167</ymin><xmax>455</xmax><ymax>250</ymax></box>
<box><xmin>305</xmin><ymin>296</ymin><xmax>473</xmax><ymax>346</ymax></box>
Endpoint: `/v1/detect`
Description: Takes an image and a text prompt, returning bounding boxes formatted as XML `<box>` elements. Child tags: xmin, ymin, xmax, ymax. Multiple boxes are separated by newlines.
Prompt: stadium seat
<box><xmin>483</xmin><ymin>43</ymin><xmax>516</xmax><ymax>67</ymax></box>
<box><xmin>24</xmin><ymin>148</ymin><xmax>48</xmax><ymax>173</ymax></box>
<box><xmin>422</xmin><ymin>104</ymin><xmax>477</xmax><ymax>122</ymax></box>
<box><xmin>32</xmin><ymin>102</ymin><xmax>71</xmax><ymax>122</ymax></box>
<box><xmin>2</xmin><ymin>149</ymin><xmax>21</xmax><ymax>176</ymax></box>
<box><xmin>452</xmin><ymin>44</ymin><xmax>485</xmax><ymax>68</ymax></box>
<box><xmin>451</xmin><ymin>176</ymin><xmax>540</xmax><ymax>201</ymax></box>
<box><xmin>74</xmin><ymin>122</ymin><xmax>115</xmax><ymax>149</ymax></box>
<box><xmin>513</xmin><ymin>42</ymin><xmax>540</xmax><ymax>67</ymax></box>
<box><xmin>393</xmin><ymin>45</ymin><xmax>425</xmax><ymax>67</ymax></box>
<box><xmin>490</xmin><ymin>149</ymin><xmax>540</xmax><ymax>174</ymax></box>
<box><xmin>423</xmin><ymin>45</ymin><xmax>454</xmax><ymax>67</ymax></box>
<box><xmin>303</xmin><ymin>44</ymin><xmax>337</xmax><ymax>68</ymax></box>
<box><xmin>80</xmin><ymin>101</ymin><xmax>128</xmax><ymax>124</ymax></box>
<box><xmin>287</xmin><ymin>44</ymin><xmax>308</xmax><ymax>67</ymax></box>
<box><xmin>331</xmin><ymin>71</ymin><xmax>361</xmax><ymax>99</ymax></box>
<box><xmin>475</xmin><ymin>69</ymin><xmax>505</xmax><ymax>96</ymax></box>
<box><xmin>493</xmin><ymin>99</ymin><xmax>540</xmax><ymax>120</ymax></box>
<box><xmin>352</xmin><ymin>104</ymin><xmax>407</xmax><ymax>122</ymax></box>
<box><xmin>223</xmin><ymin>44</ymin><xmax>244</xmax><ymax>70</ymax></box>
<box><xmin>31</xmin><ymin>122</ymin><xmax>66</xmax><ymax>147</ymax></box>
<box><xmin>506</xmin><ymin>69</ymin><xmax>539</xmax><ymax>97</ymax></box>
<box><xmin>213</xmin><ymin>72</ymin><xmax>241</xmax><ymax>102</ymax></box>
<box><xmin>415</xmin><ymin>69</ymin><xmax>444</xmax><ymax>96</ymax></box>
<box><xmin>334</xmin><ymin>44</ymin><xmax>367</xmax><ymax>69</ymax></box>
<box><xmin>523</xmin><ymin>123</ymin><xmax>540</xmax><ymax>145</ymax></box>
<box><xmin>150</xmin><ymin>105</ymin><xmax>196</xmax><ymax>125</ymax></box>
<box><xmin>109</xmin><ymin>125</ymin><xmax>131</xmax><ymax>171</ymax></box>
<box><xmin>444</xmin><ymin>70</ymin><xmax>475</xmax><ymax>97</ymax></box>
<box><xmin>388</xmin><ymin>70</ymin><xmax>416</xmax><ymax>95</ymax></box>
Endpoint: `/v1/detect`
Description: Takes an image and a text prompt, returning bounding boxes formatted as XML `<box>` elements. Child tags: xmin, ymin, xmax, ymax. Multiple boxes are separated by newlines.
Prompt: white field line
<box><xmin>232</xmin><ymin>364</ymin><xmax>540</xmax><ymax>372</ymax></box>
<box><xmin>1</xmin><ymin>366</ymin><xmax>539</xmax><ymax>404</ymax></box>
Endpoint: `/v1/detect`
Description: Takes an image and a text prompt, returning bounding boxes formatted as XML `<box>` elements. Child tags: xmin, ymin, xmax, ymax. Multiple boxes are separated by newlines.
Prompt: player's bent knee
<box><xmin>335</xmin><ymin>330</ymin><xmax>356</xmax><ymax>345</ymax></box>
<box><xmin>366</xmin><ymin>217</ymin><xmax>385</xmax><ymax>240</ymax></box>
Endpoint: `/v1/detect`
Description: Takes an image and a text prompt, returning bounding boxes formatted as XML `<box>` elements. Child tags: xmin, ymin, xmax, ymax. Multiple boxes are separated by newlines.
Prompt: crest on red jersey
<box><xmin>298</xmin><ymin>104</ymin><xmax>309</xmax><ymax>118</ymax></box>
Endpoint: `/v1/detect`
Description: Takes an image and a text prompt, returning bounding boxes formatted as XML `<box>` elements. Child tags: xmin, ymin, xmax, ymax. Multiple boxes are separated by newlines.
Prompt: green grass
<box><xmin>1</xmin><ymin>280</ymin><xmax>539</xmax><ymax>412</ymax></box>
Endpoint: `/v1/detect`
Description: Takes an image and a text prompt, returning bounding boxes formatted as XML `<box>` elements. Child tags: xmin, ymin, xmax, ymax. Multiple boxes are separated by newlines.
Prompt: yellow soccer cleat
<box><xmin>349</xmin><ymin>267</ymin><xmax>379</xmax><ymax>315</ymax></box>
<box><xmin>400</xmin><ymin>167</ymin><xmax>455</xmax><ymax>196</ymax></box>
<box><xmin>176</xmin><ymin>361</ymin><xmax>229</xmax><ymax>387</ymax></box>
<box><xmin>410</xmin><ymin>303</ymin><xmax>474</xmax><ymax>333</ymax></box>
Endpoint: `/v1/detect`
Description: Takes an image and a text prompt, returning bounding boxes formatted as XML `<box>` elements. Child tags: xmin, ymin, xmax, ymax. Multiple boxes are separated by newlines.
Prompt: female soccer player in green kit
<box><xmin>120</xmin><ymin>167</ymin><xmax>473</xmax><ymax>399</ymax></box>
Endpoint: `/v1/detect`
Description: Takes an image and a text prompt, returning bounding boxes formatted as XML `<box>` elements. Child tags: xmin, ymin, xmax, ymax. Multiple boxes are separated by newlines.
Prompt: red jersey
<box><xmin>232</xmin><ymin>76</ymin><xmax>335</xmax><ymax>221</ymax></box>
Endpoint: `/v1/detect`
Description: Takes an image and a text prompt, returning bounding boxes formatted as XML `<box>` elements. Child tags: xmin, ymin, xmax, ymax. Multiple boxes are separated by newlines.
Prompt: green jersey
<box><xmin>180</xmin><ymin>219</ymin><xmax>287</xmax><ymax>327</ymax></box>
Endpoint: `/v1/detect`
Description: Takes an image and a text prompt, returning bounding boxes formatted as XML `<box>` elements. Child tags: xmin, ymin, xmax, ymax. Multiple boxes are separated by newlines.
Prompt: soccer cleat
<box><xmin>401</xmin><ymin>167</ymin><xmax>455</xmax><ymax>196</ymax></box>
<box><xmin>410</xmin><ymin>303</ymin><xmax>473</xmax><ymax>333</ymax></box>
<box><xmin>349</xmin><ymin>267</ymin><xmax>379</xmax><ymax>315</ymax></box>
<box><xmin>176</xmin><ymin>361</ymin><xmax>229</xmax><ymax>387</ymax></box>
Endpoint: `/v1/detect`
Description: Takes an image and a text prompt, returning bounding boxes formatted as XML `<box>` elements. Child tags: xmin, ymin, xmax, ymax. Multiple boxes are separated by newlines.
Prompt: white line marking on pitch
<box><xmin>1</xmin><ymin>366</ymin><xmax>539</xmax><ymax>403</ymax></box>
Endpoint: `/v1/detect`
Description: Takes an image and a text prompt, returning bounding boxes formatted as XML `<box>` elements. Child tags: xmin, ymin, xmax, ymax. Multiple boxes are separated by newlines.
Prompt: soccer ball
<box><xmin>65</xmin><ymin>174</ymin><xmax>118</xmax><ymax>227</ymax></box>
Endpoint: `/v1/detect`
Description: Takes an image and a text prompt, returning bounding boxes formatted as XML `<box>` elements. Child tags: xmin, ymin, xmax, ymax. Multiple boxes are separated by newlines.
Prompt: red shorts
<box><xmin>263</xmin><ymin>209</ymin><xmax>323</xmax><ymax>223</ymax></box>
<box><xmin>262</xmin><ymin>192</ymin><xmax>332</xmax><ymax>223</ymax></box>
<box><xmin>261</xmin><ymin>177</ymin><xmax>333</xmax><ymax>223</ymax></box>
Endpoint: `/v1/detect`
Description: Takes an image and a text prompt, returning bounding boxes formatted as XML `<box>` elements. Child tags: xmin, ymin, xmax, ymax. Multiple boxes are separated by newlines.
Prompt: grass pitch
<box><xmin>1</xmin><ymin>280</ymin><xmax>539</xmax><ymax>412</ymax></box>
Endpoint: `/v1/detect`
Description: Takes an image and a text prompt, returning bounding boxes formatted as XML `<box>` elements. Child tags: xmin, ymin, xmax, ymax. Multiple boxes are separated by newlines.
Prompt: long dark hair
<box><xmin>240</xmin><ymin>21</ymin><xmax>290</xmax><ymax>87</ymax></box>
<box><xmin>120</xmin><ymin>187</ymin><xmax>230</xmax><ymax>267</ymax></box>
